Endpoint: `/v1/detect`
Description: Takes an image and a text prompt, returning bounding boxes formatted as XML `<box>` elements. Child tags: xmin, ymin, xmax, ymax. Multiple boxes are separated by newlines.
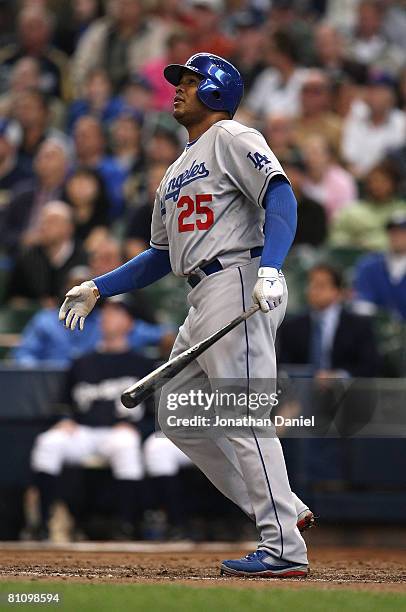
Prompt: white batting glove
<box><xmin>59</xmin><ymin>280</ymin><xmax>100</xmax><ymax>331</ymax></box>
<box><xmin>252</xmin><ymin>267</ymin><xmax>284</xmax><ymax>313</ymax></box>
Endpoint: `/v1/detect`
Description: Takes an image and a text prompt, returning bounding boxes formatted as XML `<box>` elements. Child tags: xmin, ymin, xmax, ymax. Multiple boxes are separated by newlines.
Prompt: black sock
<box><xmin>35</xmin><ymin>472</ymin><xmax>58</xmax><ymax>526</ymax></box>
<box><xmin>115</xmin><ymin>479</ymin><xmax>144</xmax><ymax>525</ymax></box>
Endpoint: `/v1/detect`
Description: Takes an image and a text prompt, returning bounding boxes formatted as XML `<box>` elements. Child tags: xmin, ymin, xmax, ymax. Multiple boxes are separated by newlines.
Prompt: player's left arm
<box><xmin>253</xmin><ymin>177</ymin><xmax>297</xmax><ymax>312</ymax></box>
<box><xmin>221</xmin><ymin>128</ymin><xmax>297</xmax><ymax>313</ymax></box>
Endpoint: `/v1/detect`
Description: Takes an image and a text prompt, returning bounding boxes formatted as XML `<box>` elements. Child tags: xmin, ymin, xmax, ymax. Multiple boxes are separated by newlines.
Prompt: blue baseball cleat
<box><xmin>220</xmin><ymin>550</ymin><xmax>309</xmax><ymax>578</ymax></box>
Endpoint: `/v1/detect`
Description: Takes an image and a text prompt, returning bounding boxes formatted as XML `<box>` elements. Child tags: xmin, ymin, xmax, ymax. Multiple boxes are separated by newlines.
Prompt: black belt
<box><xmin>187</xmin><ymin>246</ymin><xmax>263</xmax><ymax>288</ymax></box>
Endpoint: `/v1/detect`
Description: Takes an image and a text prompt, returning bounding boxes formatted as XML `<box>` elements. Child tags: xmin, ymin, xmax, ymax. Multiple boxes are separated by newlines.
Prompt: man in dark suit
<box><xmin>279</xmin><ymin>264</ymin><xmax>378</xmax><ymax>378</ymax></box>
<box><xmin>7</xmin><ymin>201</ymin><xmax>87</xmax><ymax>304</ymax></box>
<box><xmin>278</xmin><ymin>264</ymin><xmax>379</xmax><ymax>478</ymax></box>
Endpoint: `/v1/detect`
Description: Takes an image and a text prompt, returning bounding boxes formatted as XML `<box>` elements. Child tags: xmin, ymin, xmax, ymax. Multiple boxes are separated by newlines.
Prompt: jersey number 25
<box><xmin>177</xmin><ymin>194</ymin><xmax>214</xmax><ymax>233</ymax></box>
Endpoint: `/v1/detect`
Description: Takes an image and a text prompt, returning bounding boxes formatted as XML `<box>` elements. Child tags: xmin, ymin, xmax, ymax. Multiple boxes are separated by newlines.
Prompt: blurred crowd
<box><xmin>0</xmin><ymin>0</ymin><xmax>405</xmax><ymax>542</ymax></box>
<box><xmin>0</xmin><ymin>1</ymin><xmax>404</xmax><ymax>341</ymax></box>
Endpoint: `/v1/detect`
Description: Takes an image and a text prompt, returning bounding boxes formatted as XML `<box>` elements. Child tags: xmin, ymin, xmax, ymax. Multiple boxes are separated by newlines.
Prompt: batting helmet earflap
<box><xmin>164</xmin><ymin>53</ymin><xmax>244</xmax><ymax>118</ymax></box>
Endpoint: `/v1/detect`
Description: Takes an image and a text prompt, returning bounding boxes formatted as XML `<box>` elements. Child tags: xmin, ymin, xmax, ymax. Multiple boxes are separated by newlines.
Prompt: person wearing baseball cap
<box><xmin>354</xmin><ymin>211</ymin><xmax>406</xmax><ymax>321</ymax></box>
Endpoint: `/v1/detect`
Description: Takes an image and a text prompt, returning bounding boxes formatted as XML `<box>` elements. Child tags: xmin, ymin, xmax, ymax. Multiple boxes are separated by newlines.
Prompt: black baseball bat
<box><xmin>121</xmin><ymin>304</ymin><xmax>260</xmax><ymax>408</ymax></box>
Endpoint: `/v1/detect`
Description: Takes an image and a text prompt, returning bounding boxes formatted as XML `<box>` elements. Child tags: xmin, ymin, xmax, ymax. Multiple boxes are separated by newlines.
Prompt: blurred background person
<box><xmin>67</xmin><ymin>67</ymin><xmax>127</xmax><ymax>132</ymax></box>
<box><xmin>313</xmin><ymin>22</ymin><xmax>368</xmax><ymax>85</ymax></box>
<box><xmin>263</xmin><ymin>113</ymin><xmax>303</xmax><ymax>167</ymax></box>
<box><xmin>72</xmin><ymin>115</ymin><xmax>126</xmax><ymax>219</ymax></box>
<box><xmin>0</xmin><ymin>5</ymin><xmax>70</xmax><ymax>100</ymax></box>
<box><xmin>187</xmin><ymin>0</ymin><xmax>234</xmax><ymax>58</ymax></box>
<box><xmin>341</xmin><ymin>72</ymin><xmax>406</xmax><ymax>178</ymax></box>
<box><xmin>0</xmin><ymin>138</ymin><xmax>69</xmax><ymax>254</ymax></box>
<box><xmin>0</xmin><ymin>57</ymin><xmax>66</xmax><ymax>129</ymax></box>
<box><xmin>242</xmin><ymin>29</ymin><xmax>308</xmax><ymax>120</ymax></box>
<box><xmin>54</xmin><ymin>0</ymin><xmax>105</xmax><ymax>57</ymax></box>
<box><xmin>140</xmin><ymin>30</ymin><xmax>192</xmax><ymax>112</ymax></box>
<box><xmin>330</xmin><ymin>160</ymin><xmax>406</xmax><ymax>251</ymax></box>
<box><xmin>0</xmin><ymin>119</ymin><xmax>31</xmax><ymax>214</ymax></box>
<box><xmin>285</xmin><ymin>162</ymin><xmax>328</xmax><ymax>248</ymax></box>
<box><xmin>300</xmin><ymin>134</ymin><xmax>357</xmax><ymax>221</ymax></box>
<box><xmin>292</xmin><ymin>69</ymin><xmax>342</xmax><ymax>157</ymax></box>
<box><xmin>63</xmin><ymin>168</ymin><xmax>110</xmax><ymax>249</ymax></box>
<box><xmin>13</xmin><ymin>88</ymin><xmax>68</xmax><ymax>174</ymax></box>
<box><xmin>228</xmin><ymin>10</ymin><xmax>266</xmax><ymax>93</ymax></box>
<box><xmin>353</xmin><ymin>211</ymin><xmax>406</xmax><ymax>321</ymax></box>
<box><xmin>347</xmin><ymin>0</ymin><xmax>405</xmax><ymax>78</ymax></box>
<box><xmin>72</xmin><ymin>0</ymin><xmax>168</xmax><ymax>94</ymax></box>
<box><xmin>6</xmin><ymin>201</ymin><xmax>87</xmax><ymax>305</ymax></box>
<box><xmin>278</xmin><ymin>263</ymin><xmax>378</xmax><ymax>378</ymax></box>
<box><xmin>125</xmin><ymin>161</ymin><xmax>167</xmax><ymax>259</ymax></box>
<box><xmin>30</xmin><ymin>295</ymin><xmax>153</xmax><ymax>540</ymax></box>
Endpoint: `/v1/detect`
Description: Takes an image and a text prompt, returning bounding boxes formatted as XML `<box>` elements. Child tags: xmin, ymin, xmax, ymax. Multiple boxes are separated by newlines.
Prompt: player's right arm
<box><xmin>59</xmin><ymin>192</ymin><xmax>171</xmax><ymax>331</ymax></box>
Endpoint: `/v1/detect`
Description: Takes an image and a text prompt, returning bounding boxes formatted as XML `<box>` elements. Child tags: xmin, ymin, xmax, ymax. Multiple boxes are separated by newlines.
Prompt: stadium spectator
<box><xmin>67</xmin><ymin>68</ymin><xmax>127</xmax><ymax>132</ymax></box>
<box><xmin>300</xmin><ymin>134</ymin><xmax>357</xmax><ymax>221</ymax></box>
<box><xmin>285</xmin><ymin>162</ymin><xmax>328</xmax><ymax>248</ymax></box>
<box><xmin>146</xmin><ymin>129</ymin><xmax>181</xmax><ymax>166</ymax></box>
<box><xmin>228</xmin><ymin>11</ymin><xmax>266</xmax><ymax>93</ymax></box>
<box><xmin>0</xmin><ymin>5</ymin><xmax>70</xmax><ymax>99</ymax></box>
<box><xmin>382</xmin><ymin>0</ymin><xmax>406</xmax><ymax>50</ymax></box>
<box><xmin>54</xmin><ymin>0</ymin><xmax>105</xmax><ymax>57</ymax></box>
<box><xmin>329</xmin><ymin>161</ymin><xmax>406</xmax><ymax>251</ymax></box>
<box><xmin>353</xmin><ymin>211</ymin><xmax>406</xmax><ymax>321</ymax></box>
<box><xmin>263</xmin><ymin>113</ymin><xmax>303</xmax><ymax>167</ymax></box>
<box><xmin>7</xmin><ymin>201</ymin><xmax>87</xmax><ymax>304</ymax></box>
<box><xmin>292</xmin><ymin>69</ymin><xmax>343</xmax><ymax>156</ymax></box>
<box><xmin>0</xmin><ymin>57</ymin><xmax>66</xmax><ymax>130</ymax></box>
<box><xmin>13</xmin><ymin>88</ymin><xmax>68</xmax><ymax>174</ymax></box>
<box><xmin>72</xmin><ymin>0</ymin><xmax>168</xmax><ymax>94</ymax></box>
<box><xmin>187</xmin><ymin>0</ymin><xmax>235</xmax><ymax>59</ymax></box>
<box><xmin>278</xmin><ymin>263</ymin><xmax>378</xmax><ymax>377</ymax></box>
<box><xmin>64</xmin><ymin>168</ymin><xmax>110</xmax><ymax>248</ymax></box>
<box><xmin>13</xmin><ymin>267</ymin><xmax>173</xmax><ymax>366</ymax></box>
<box><xmin>30</xmin><ymin>295</ymin><xmax>154</xmax><ymax>540</ymax></box>
<box><xmin>264</xmin><ymin>1</ymin><xmax>315</xmax><ymax>66</ymax></box>
<box><xmin>313</xmin><ymin>22</ymin><xmax>368</xmax><ymax>85</ymax></box>
<box><xmin>108</xmin><ymin>112</ymin><xmax>144</xmax><ymax>178</ymax></box>
<box><xmin>88</xmin><ymin>236</ymin><xmax>164</xmax><ymax>324</ymax></box>
<box><xmin>72</xmin><ymin>115</ymin><xmax>126</xmax><ymax>218</ymax></box>
<box><xmin>125</xmin><ymin>162</ymin><xmax>167</xmax><ymax>259</ymax></box>
<box><xmin>119</xmin><ymin>74</ymin><xmax>154</xmax><ymax>121</ymax></box>
<box><xmin>347</xmin><ymin>0</ymin><xmax>404</xmax><ymax>77</ymax></box>
<box><xmin>341</xmin><ymin>72</ymin><xmax>406</xmax><ymax>178</ymax></box>
<box><xmin>243</xmin><ymin>29</ymin><xmax>308</xmax><ymax>119</ymax></box>
<box><xmin>141</xmin><ymin>30</ymin><xmax>192</xmax><ymax>112</ymax></box>
<box><xmin>1</xmin><ymin>139</ymin><xmax>69</xmax><ymax>254</ymax></box>
<box><xmin>0</xmin><ymin>119</ymin><xmax>32</xmax><ymax>213</ymax></box>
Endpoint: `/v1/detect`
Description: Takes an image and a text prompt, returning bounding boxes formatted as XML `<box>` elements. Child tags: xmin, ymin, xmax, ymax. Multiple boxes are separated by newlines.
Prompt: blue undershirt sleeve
<box><xmin>260</xmin><ymin>177</ymin><xmax>297</xmax><ymax>270</ymax></box>
<box><xmin>93</xmin><ymin>247</ymin><xmax>172</xmax><ymax>297</ymax></box>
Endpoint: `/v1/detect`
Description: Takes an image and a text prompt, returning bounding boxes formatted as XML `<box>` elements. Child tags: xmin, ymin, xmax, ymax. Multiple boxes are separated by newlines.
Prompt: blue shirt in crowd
<box><xmin>12</xmin><ymin>308</ymin><xmax>168</xmax><ymax>366</ymax></box>
<box><xmin>354</xmin><ymin>253</ymin><xmax>406</xmax><ymax>321</ymax></box>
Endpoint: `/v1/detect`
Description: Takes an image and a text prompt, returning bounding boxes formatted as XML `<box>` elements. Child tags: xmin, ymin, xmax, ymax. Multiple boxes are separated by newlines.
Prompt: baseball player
<box><xmin>59</xmin><ymin>53</ymin><xmax>313</xmax><ymax>577</ymax></box>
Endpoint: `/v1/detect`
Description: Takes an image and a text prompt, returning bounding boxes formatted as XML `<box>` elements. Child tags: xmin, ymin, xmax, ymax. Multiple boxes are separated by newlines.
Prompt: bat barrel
<box><xmin>121</xmin><ymin>384</ymin><xmax>153</xmax><ymax>409</ymax></box>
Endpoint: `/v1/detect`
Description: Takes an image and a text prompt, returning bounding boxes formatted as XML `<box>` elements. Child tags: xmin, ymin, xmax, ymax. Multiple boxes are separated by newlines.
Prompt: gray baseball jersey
<box><xmin>150</xmin><ymin>119</ymin><xmax>288</xmax><ymax>276</ymax></box>
<box><xmin>152</xmin><ymin>118</ymin><xmax>308</xmax><ymax>564</ymax></box>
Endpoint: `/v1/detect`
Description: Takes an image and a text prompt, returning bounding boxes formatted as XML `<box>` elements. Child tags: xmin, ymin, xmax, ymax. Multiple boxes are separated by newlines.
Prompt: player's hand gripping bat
<box><xmin>121</xmin><ymin>304</ymin><xmax>260</xmax><ymax>408</ymax></box>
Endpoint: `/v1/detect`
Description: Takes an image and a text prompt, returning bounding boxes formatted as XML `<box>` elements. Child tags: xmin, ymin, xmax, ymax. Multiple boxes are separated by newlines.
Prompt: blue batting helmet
<box><xmin>164</xmin><ymin>53</ymin><xmax>244</xmax><ymax>118</ymax></box>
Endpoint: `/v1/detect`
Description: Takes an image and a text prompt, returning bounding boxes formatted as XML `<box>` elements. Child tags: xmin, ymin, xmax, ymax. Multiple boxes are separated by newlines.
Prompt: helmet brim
<box><xmin>164</xmin><ymin>64</ymin><xmax>204</xmax><ymax>86</ymax></box>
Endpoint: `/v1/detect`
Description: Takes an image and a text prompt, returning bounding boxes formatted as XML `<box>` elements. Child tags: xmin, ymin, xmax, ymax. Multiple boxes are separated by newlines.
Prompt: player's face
<box><xmin>173</xmin><ymin>71</ymin><xmax>207</xmax><ymax>125</ymax></box>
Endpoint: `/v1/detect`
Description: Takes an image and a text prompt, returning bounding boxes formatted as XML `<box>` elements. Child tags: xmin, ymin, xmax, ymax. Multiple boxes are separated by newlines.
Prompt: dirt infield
<box><xmin>0</xmin><ymin>545</ymin><xmax>405</xmax><ymax>592</ymax></box>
